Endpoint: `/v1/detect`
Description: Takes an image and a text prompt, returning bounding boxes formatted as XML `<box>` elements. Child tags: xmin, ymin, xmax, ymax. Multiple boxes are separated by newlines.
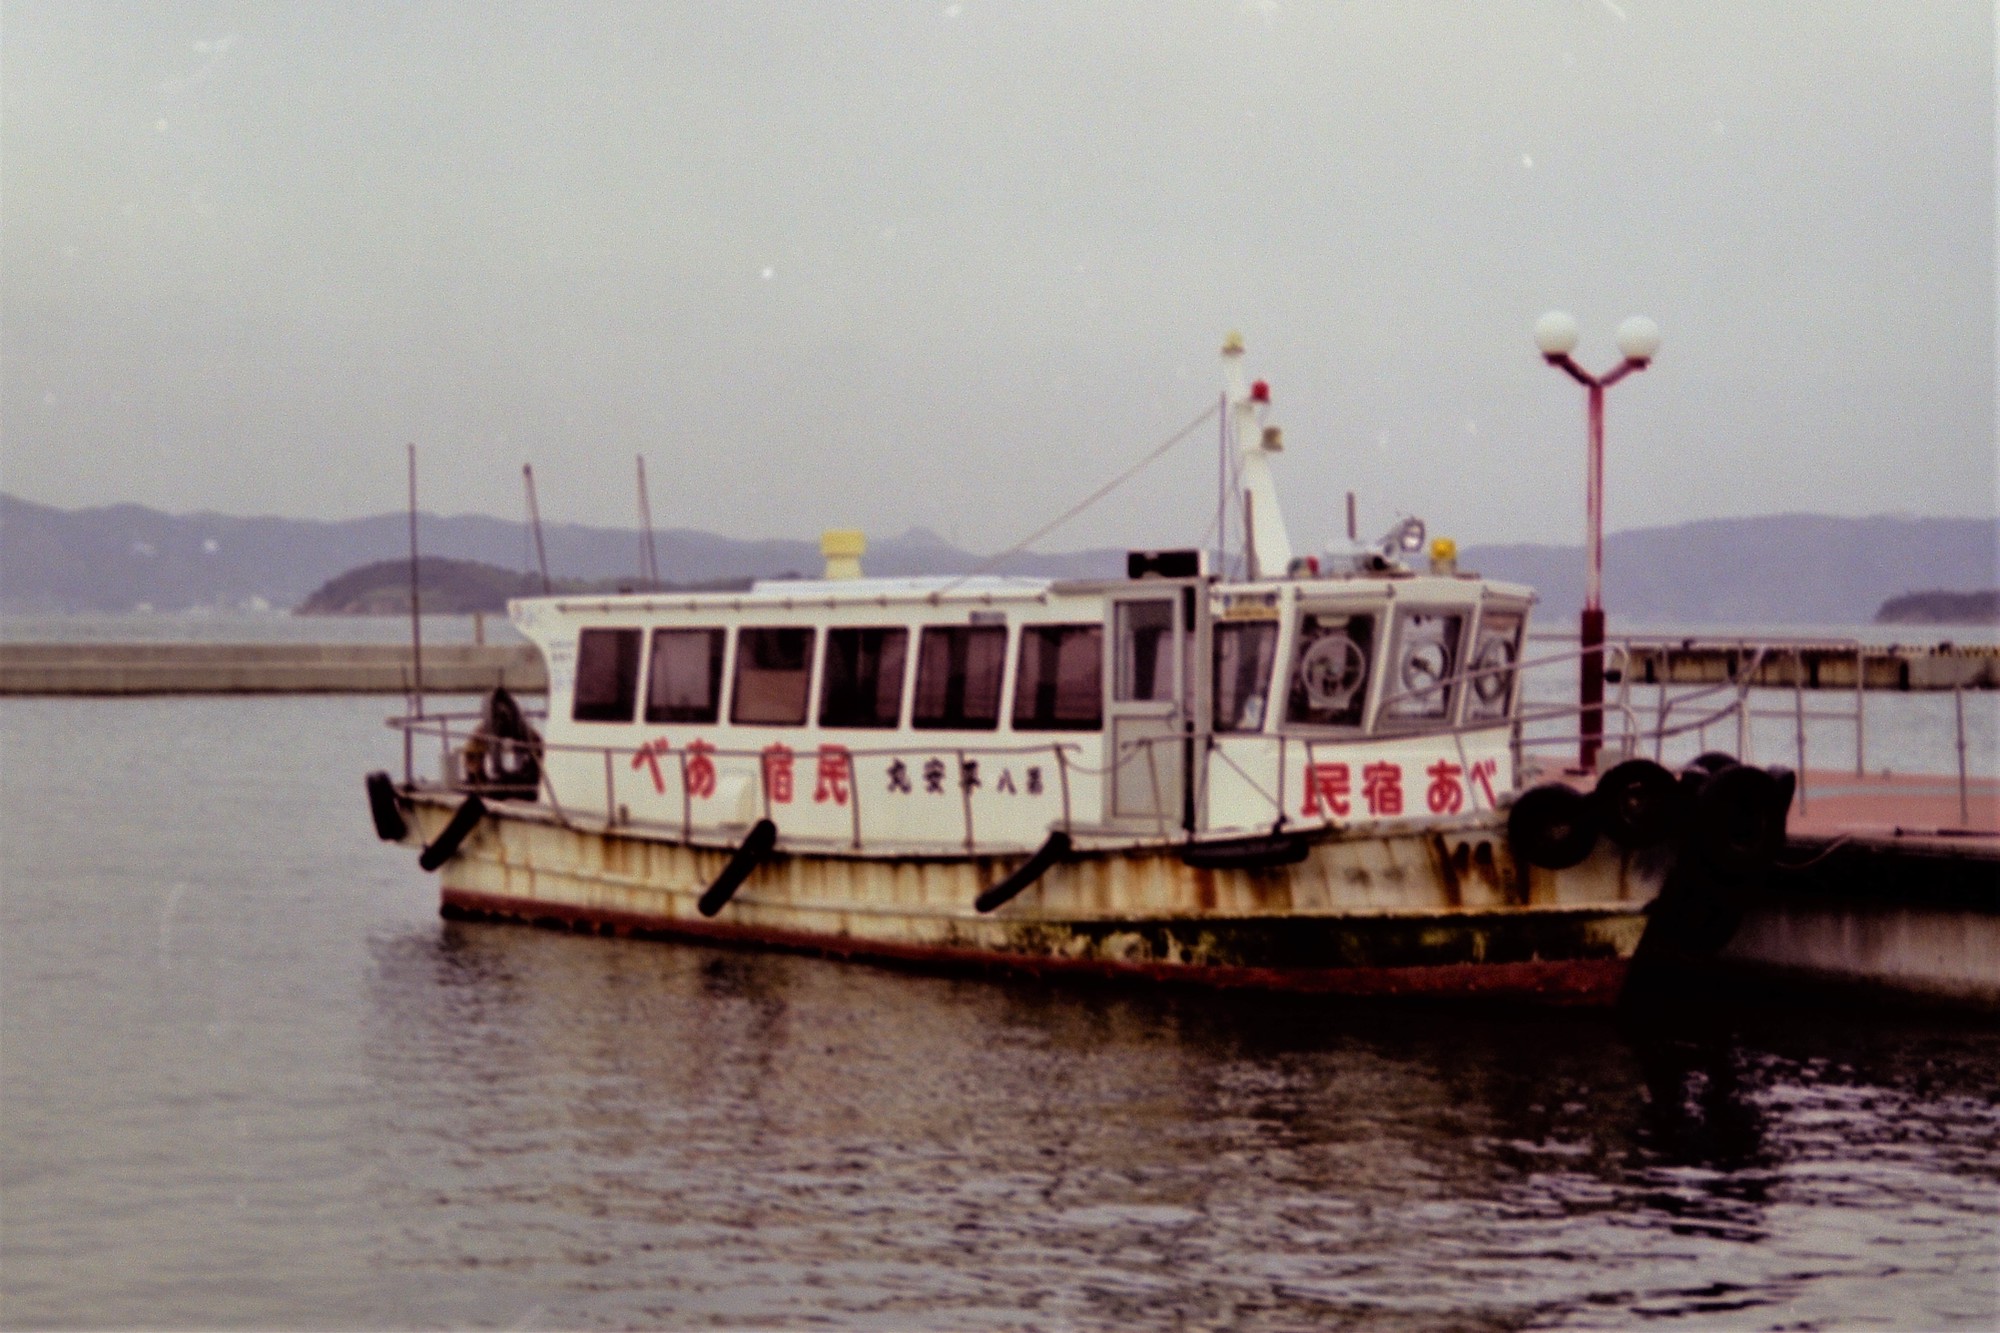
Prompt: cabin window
<box><xmin>819</xmin><ymin>627</ymin><xmax>909</xmax><ymax>729</ymax></box>
<box><xmin>912</xmin><ymin>625</ymin><xmax>1006</xmax><ymax>730</ymax></box>
<box><xmin>1114</xmin><ymin>600</ymin><xmax>1176</xmax><ymax>702</ymax></box>
<box><xmin>1013</xmin><ymin>624</ymin><xmax>1103</xmax><ymax>731</ymax></box>
<box><xmin>1284</xmin><ymin>611</ymin><xmax>1374</xmax><ymax>728</ymax></box>
<box><xmin>572</xmin><ymin>627</ymin><xmax>643</xmax><ymax>723</ymax></box>
<box><xmin>1214</xmin><ymin>620</ymin><xmax>1279</xmax><ymax>732</ymax></box>
<box><xmin>730</xmin><ymin>627</ymin><xmax>815</xmax><ymax>726</ymax></box>
<box><xmin>1465</xmin><ymin>610</ymin><xmax>1523</xmax><ymax>723</ymax></box>
<box><xmin>1380</xmin><ymin>609</ymin><xmax>1465</xmax><ymax>726</ymax></box>
<box><xmin>644</xmin><ymin>628</ymin><xmax>725</xmax><ymax>724</ymax></box>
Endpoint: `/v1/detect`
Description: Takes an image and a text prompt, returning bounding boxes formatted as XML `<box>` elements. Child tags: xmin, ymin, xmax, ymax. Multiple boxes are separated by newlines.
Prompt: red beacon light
<box><xmin>1250</xmin><ymin>379</ymin><xmax>1271</xmax><ymax>403</ymax></box>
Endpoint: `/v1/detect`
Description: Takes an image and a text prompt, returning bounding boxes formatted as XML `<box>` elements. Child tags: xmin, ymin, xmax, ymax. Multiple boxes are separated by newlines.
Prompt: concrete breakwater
<box><xmin>1617</xmin><ymin>640</ymin><xmax>1999</xmax><ymax>690</ymax></box>
<box><xmin>0</xmin><ymin>642</ymin><xmax>545</xmax><ymax>695</ymax></box>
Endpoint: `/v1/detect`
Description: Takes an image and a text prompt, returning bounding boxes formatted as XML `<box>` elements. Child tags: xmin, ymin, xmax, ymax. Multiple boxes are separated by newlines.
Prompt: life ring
<box><xmin>1593</xmin><ymin>758</ymin><xmax>1681</xmax><ymax>849</ymax></box>
<box><xmin>1506</xmin><ymin>783</ymin><xmax>1600</xmax><ymax>870</ymax></box>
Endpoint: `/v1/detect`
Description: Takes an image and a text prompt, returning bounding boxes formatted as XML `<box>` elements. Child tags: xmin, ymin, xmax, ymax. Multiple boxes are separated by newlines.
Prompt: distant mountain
<box><xmin>2</xmin><ymin>492</ymin><xmax>1994</xmax><ymax>625</ymax></box>
<box><xmin>1460</xmin><ymin>514</ymin><xmax>1999</xmax><ymax>626</ymax></box>
<box><xmin>0</xmin><ymin>493</ymin><xmax>1122</xmax><ymax>614</ymax></box>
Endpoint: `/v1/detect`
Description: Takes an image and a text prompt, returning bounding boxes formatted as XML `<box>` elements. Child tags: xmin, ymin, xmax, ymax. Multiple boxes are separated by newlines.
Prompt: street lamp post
<box><xmin>1534</xmin><ymin>310</ymin><xmax>1662</xmax><ymax>773</ymax></box>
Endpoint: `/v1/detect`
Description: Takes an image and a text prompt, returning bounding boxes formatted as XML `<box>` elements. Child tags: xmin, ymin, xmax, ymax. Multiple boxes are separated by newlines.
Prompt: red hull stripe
<box><xmin>439</xmin><ymin>888</ymin><xmax>1628</xmax><ymax>1004</ymax></box>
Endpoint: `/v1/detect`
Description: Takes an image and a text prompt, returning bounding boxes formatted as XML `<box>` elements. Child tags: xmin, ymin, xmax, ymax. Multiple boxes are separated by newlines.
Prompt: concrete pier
<box><xmin>1617</xmin><ymin>640</ymin><xmax>1999</xmax><ymax>690</ymax></box>
<box><xmin>0</xmin><ymin>642</ymin><xmax>546</xmax><ymax>695</ymax></box>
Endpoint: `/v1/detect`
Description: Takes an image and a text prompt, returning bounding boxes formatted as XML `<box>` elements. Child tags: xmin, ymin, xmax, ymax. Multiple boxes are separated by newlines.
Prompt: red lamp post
<box><xmin>1534</xmin><ymin>310</ymin><xmax>1662</xmax><ymax>773</ymax></box>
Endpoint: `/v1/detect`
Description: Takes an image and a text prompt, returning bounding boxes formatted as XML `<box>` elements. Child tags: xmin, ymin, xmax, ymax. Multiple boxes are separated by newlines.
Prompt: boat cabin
<box><xmin>509</xmin><ymin>559</ymin><xmax>1532</xmax><ymax>855</ymax></box>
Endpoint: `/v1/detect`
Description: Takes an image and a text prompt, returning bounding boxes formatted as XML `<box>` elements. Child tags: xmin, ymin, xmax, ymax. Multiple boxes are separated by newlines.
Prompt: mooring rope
<box><xmin>931</xmin><ymin>401</ymin><xmax>1221</xmax><ymax>599</ymax></box>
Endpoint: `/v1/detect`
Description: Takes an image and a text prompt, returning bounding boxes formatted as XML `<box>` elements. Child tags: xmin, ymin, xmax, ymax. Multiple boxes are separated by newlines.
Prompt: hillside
<box><xmin>0</xmin><ymin>493</ymin><xmax>1119</xmax><ymax>614</ymax></box>
<box><xmin>1874</xmin><ymin>589</ymin><xmax>2000</xmax><ymax>625</ymax></box>
<box><xmin>294</xmin><ymin>558</ymin><xmax>758</xmax><ymax>613</ymax></box>
<box><xmin>2</xmin><ymin>492</ymin><xmax>1995</xmax><ymax>625</ymax></box>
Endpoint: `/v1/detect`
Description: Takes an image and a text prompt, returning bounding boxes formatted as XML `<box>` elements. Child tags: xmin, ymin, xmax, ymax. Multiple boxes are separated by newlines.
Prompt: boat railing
<box><xmin>1530</xmin><ymin>631</ymin><xmax>1888</xmax><ymax>815</ymax></box>
<box><xmin>389</xmin><ymin>708</ymin><xmax>1086</xmax><ymax>854</ymax></box>
<box><xmin>386</xmin><ymin>630</ymin><xmax>1957</xmax><ymax>847</ymax></box>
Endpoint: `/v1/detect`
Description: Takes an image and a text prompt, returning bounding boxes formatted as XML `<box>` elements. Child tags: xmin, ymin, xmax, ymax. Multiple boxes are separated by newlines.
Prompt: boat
<box><xmin>367</xmin><ymin>336</ymin><xmax>1794</xmax><ymax>1003</ymax></box>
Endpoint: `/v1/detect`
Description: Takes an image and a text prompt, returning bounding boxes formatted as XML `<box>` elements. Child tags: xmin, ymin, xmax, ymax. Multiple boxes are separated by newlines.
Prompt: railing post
<box><xmin>1793</xmin><ymin>652</ymin><xmax>1809</xmax><ymax>815</ymax></box>
<box><xmin>1055</xmin><ymin>745</ymin><xmax>1073</xmax><ymax>833</ymax></box>
<box><xmin>1855</xmin><ymin>644</ymin><xmax>1867</xmax><ymax>777</ymax></box>
<box><xmin>1275</xmin><ymin>735</ymin><xmax>1288</xmax><ymax>825</ymax></box>
<box><xmin>679</xmin><ymin>749</ymin><xmax>692</xmax><ymax>842</ymax></box>
<box><xmin>848</xmin><ymin>750</ymin><xmax>862</xmax><ymax>851</ymax></box>
<box><xmin>1956</xmin><ymin>683</ymin><xmax>1970</xmax><ymax>826</ymax></box>
<box><xmin>604</xmin><ymin>748</ymin><xmax>616</xmax><ymax>824</ymax></box>
<box><xmin>1655</xmin><ymin>681</ymin><xmax>1668</xmax><ymax>762</ymax></box>
<box><xmin>1144</xmin><ymin>740</ymin><xmax>1167</xmax><ymax>840</ymax></box>
<box><xmin>957</xmin><ymin>748</ymin><xmax>974</xmax><ymax>853</ymax></box>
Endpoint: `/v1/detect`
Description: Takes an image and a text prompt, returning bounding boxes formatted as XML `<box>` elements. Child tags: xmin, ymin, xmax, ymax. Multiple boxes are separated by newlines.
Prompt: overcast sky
<box><xmin>3</xmin><ymin>2</ymin><xmax>1993</xmax><ymax>556</ymax></box>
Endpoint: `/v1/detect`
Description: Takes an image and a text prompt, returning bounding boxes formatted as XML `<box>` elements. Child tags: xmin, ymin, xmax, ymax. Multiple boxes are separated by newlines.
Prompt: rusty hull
<box><xmin>403</xmin><ymin>796</ymin><xmax>1657</xmax><ymax>1002</ymax></box>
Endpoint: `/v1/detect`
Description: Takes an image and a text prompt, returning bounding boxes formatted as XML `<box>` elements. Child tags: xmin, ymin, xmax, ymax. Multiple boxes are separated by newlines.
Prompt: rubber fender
<box><xmin>1506</xmin><ymin>783</ymin><xmax>1600</xmax><ymax>870</ymax></box>
<box><xmin>1593</xmin><ymin>759</ymin><xmax>1682</xmax><ymax>850</ymax></box>
<box><xmin>976</xmin><ymin>831</ymin><xmax>1073</xmax><ymax>913</ymax></box>
<box><xmin>418</xmin><ymin>795</ymin><xmax>487</xmax><ymax>872</ymax></box>
<box><xmin>1693</xmin><ymin>764</ymin><xmax>1785</xmax><ymax>880</ymax></box>
<box><xmin>699</xmin><ymin>818</ymin><xmax>777</xmax><ymax>917</ymax></box>
<box><xmin>366</xmin><ymin>770</ymin><xmax>408</xmax><ymax>842</ymax></box>
<box><xmin>1766</xmin><ymin>765</ymin><xmax>1798</xmax><ymax>821</ymax></box>
<box><xmin>1178</xmin><ymin>830</ymin><xmax>1311</xmax><ymax>871</ymax></box>
<box><xmin>1682</xmin><ymin>751</ymin><xmax>1738</xmax><ymax>783</ymax></box>
<box><xmin>1618</xmin><ymin>858</ymin><xmax>1748</xmax><ymax>1010</ymax></box>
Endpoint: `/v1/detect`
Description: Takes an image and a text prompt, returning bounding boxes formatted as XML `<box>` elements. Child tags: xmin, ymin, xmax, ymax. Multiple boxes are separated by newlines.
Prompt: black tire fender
<box><xmin>1693</xmin><ymin>764</ymin><xmax>1785</xmax><ymax>880</ymax></box>
<box><xmin>419</xmin><ymin>795</ymin><xmax>487</xmax><ymax>872</ymax></box>
<box><xmin>1593</xmin><ymin>759</ymin><xmax>1682</xmax><ymax>850</ymax></box>
<box><xmin>976</xmin><ymin>831</ymin><xmax>1072</xmax><ymax>913</ymax></box>
<box><xmin>366</xmin><ymin>770</ymin><xmax>408</xmax><ymax>842</ymax></box>
<box><xmin>1507</xmin><ymin>783</ymin><xmax>1601</xmax><ymax>870</ymax></box>
<box><xmin>699</xmin><ymin>819</ymin><xmax>778</xmax><ymax>917</ymax></box>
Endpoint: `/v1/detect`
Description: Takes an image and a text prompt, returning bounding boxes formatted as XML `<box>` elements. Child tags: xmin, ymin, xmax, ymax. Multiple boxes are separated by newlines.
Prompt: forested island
<box><xmin>1873</xmin><ymin>589</ymin><xmax>2000</xmax><ymax>625</ymax></box>
<box><xmin>294</xmin><ymin>558</ymin><xmax>755</xmax><ymax>614</ymax></box>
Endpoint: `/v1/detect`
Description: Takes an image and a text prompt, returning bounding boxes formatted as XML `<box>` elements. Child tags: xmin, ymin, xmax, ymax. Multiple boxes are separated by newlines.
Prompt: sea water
<box><xmin>2</xmin><ymin>695</ymin><xmax>1996</xmax><ymax>1329</ymax></box>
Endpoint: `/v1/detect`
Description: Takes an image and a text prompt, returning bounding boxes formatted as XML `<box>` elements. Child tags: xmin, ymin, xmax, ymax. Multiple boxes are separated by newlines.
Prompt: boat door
<box><xmin>1106</xmin><ymin>591</ymin><xmax>1189</xmax><ymax>826</ymax></box>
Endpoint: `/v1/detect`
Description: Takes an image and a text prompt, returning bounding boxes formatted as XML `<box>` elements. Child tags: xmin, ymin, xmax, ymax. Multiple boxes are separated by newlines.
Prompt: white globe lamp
<box><xmin>1615</xmin><ymin>315</ymin><xmax>1661</xmax><ymax>364</ymax></box>
<box><xmin>1534</xmin><ymin>310</ymin><xmax>1580</xmax><ymax>357</ymax></box>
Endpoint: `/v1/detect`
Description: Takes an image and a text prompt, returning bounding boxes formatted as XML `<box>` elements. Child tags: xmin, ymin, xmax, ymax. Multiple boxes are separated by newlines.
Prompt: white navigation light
<box><xmin>1616</xmin><ymin>315</ymin><xmax>1662</xmax><ymax>363</ymax></box>
<box><xmin>1534</xmin><ymin>310</ymin><xmax>1579</xmax><ymax>357</ymax></box>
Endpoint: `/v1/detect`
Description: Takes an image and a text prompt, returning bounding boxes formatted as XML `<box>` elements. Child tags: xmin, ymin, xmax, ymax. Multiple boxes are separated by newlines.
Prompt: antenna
<box><xmin>406</xmin><ymin>443</ymin><xmax>424</xmax><ymax>722</ymax></box>
<box><xmin>1347</xmin><ymin>491</ymin><xmax>1358</xmax><ymax>542</ymax></box>
<box><xmin>1215</xmin><ymin>391</ymin><xmax>1228</xmax><ymax>581</ymax></box>
<box><xmin>636</xmin><ymin>454</ymin><xmax>661</xmax><ymax>587</ymax></box>
<box><xmin>522</xmin><ymin>463</ymin><xmax>552</xmax><ymax>594</ymax></box>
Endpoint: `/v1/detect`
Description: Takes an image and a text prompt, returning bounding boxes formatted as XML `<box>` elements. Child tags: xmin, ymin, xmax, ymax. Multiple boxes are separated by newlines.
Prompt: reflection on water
<box><xmin>3</xmin><ymin>695</ymin><xmax>1998</xmax><ymax>1329</ymax></box>
<box><xmin>347</xmin><ymin>925</ymin><xmax>1999</xmax><ymax>1330</ymax></box>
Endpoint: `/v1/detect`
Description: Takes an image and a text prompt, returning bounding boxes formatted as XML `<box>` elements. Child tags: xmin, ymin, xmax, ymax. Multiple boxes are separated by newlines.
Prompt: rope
<box><xmin>932</xmin><ymin>401</ymin><xmax>1221</xmax><ymax>598</ymax></box>
<box><xmin>1772</xmin><ymin>833</ymin><xmax>1854</xmax><ymax>872</ymax></box>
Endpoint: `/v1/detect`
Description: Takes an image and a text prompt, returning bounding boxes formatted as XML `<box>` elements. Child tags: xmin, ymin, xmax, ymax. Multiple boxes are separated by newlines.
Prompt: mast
<box><xmin>636</xmin><ymin>454</ymin><xmax>661</xmax><ymax>587</ymax></box>
<box><xmin>1221</xmin><ymin>333</ymin><xmax>1293</xmax><ymax>579</ymax></box>
<box><xmin>523</xmin><ymin>463</ymin><xmax>552</xmax><ymax>594</ymax></box>
<box><xmin>406</xmin><ymin>443</ymin><xmax>424</xmax><ymax>722</ymax></box>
